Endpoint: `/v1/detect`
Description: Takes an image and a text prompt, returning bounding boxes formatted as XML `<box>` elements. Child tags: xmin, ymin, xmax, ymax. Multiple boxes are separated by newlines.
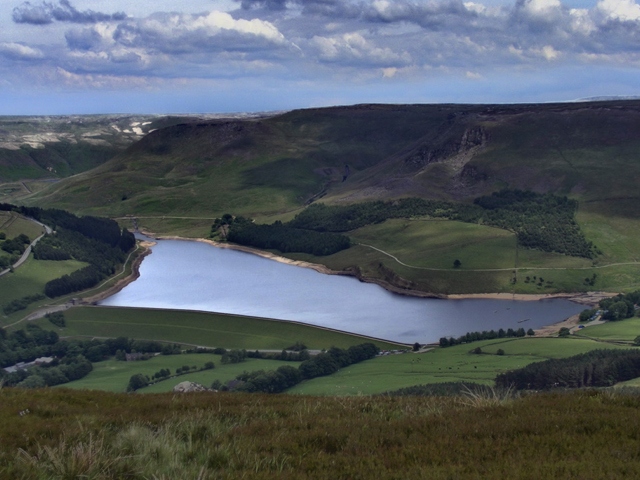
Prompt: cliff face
<box><xmin>404</xmin><ymin>126</ymin><xmax>488</xmax><ymax>171</ymax></box>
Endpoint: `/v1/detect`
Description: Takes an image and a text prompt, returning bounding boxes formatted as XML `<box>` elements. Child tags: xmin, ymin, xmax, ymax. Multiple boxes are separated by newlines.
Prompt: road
<box><xmin>0</xmin><ymin>216</ymin><xmax>51</xmax><ymax>278</ymax></box>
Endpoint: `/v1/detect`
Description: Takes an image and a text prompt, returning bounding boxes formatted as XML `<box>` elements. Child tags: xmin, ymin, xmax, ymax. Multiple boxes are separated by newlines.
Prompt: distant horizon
<box><xmin>2</xmin><ymin>1</ymin><xmax>640</xmax><ymax>115</ymax></box>
<box><xmin>1</xmin><ymin>95</ymin><xmax>640</xmax><ymax>117</ymax></box>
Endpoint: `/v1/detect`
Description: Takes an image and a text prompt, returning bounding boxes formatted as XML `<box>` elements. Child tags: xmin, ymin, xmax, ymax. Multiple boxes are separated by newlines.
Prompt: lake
<box><xmin>100</xmin><ymin>238</ymin><xmax>584</xmax><ymax>343</ymax></box>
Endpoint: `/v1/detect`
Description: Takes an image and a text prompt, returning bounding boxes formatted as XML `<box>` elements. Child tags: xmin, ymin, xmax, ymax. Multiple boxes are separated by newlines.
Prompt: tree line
<box><xmin>221</xmin><ymin>343</ymin><xmax>379</xmax><ymax>393</ymax></box>
<box><xmin>579</xmin><ymin>290</ymin><xmax>640</xmax><ymax>322</ymax></box>
<box><xmin>221</xmin><ymin>216</ymin><xmax>351</xmax><ymax>257</ymax></box>
<box><xmin>439</xmin><ymin>327</ymin><xmax>534</xmax><ymax>347</ymax></box>
<box><xmin>495</xmin><ymin>349</ymin><xmax>640</xmax><ymax>390</ymax></box>
<box><xmin>0</xmin><ymin>324</ymin><xmax>184</xmax><ymax>388</ymax></box>
<box><xmin>0</xmin><ymin>203</ymin><xmax>137</xmax><ymax>298</ymax></box>
<box><xmin>284</xmin><ymin>190</ymin><xmax>595</xmax><ymax>258</ymax></box>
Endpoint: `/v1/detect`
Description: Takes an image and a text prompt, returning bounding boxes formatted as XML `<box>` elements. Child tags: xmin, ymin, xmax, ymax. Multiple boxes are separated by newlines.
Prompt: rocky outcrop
<box><xmin>404</xmin><ymin>127</ymin><xmax>488</xmax><ymax>171</ymax></box>
<box><xmin>172</xmin><ymin>381</ymin><xmax>210</xmax><ymax>393</ymax></box>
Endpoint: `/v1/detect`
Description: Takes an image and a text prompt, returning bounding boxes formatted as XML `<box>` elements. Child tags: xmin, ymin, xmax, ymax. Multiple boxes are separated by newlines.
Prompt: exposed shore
<box><xmin>155</xmin><ymin>234</ymin><xmax>614</xmax><ymax>306</ymax></box>
<box><xmin>79</xmin><ymin>242</ymin><xmax>153</xmax><ymax>304</ymax></box>
<box><xmin>118</xmin><ymin>232</ymin><xmax>615</xmax><ymax>337</ymax></box>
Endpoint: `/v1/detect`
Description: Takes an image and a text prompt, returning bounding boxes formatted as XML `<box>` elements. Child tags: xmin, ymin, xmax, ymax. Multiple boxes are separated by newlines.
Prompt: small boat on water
<box><xmin>518</xmin><ymin>318</ymin><xmax>530</xmax><ymax>323</ymax></box>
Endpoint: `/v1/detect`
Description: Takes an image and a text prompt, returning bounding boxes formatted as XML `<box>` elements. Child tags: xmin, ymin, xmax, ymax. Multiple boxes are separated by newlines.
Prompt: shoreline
<box><xmin>153</xmin><ymin>234</ymin><xmax>614</xmax><ymax>305</ymax></box>
<box><xmin>79</xmin><ymin>243</ymin><xmax>153</xmax><ymax>305</ymax></box>
<box><xmin>119</xmin><ymin>232</ymin><xmax>615</xmax><ymax>337</ymax></box>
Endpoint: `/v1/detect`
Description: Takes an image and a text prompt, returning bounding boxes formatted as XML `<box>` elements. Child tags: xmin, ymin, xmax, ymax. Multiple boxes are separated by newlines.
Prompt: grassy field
<box><xmin>0</xmin><ymin>211</ymin><xmax>47</xmax><ymax>268</ymax></box>
<box><xmin>573</xmin><ymin>317</ymin><xmax>640</xmax><ymax>342</ymax></box>
<box><xmin>60</xmin><ymin>353</ymin><xmax>299</xmax><ymax>393</ymax></box>
<box><xmin>32</xmin><ymin>306</ymin><xmax>403</xmax><ymax>351</ymax></box>
<box><xmin>288</xmin><ymin>336</ymin><xmax>625</xmax><ymax>395</ymax></box>
<box><xmin>0</xmin><ymin>242</ymin><xmax>146</xmax><ymax>327</ymax></box>
<box><xmin>283</xmin><ymin>217</ymin><xmax>605</xmax><ymax>294</ymax></box>
<box><xmin>0</xmin><ymin>257</ymin><xmax>86</xmax><ymax>304</ymax></box>
<box><xmin>0</xmin><ymin>211</ymin><xmax>45</xmax><ymax>240</ymax></box>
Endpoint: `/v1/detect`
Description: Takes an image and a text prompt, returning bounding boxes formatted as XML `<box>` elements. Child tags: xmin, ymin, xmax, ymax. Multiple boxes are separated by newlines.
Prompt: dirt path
<box><xmin>359</xmin><ymin>243</ymin><xmax>640</xmax><ymax>272</ymax></box>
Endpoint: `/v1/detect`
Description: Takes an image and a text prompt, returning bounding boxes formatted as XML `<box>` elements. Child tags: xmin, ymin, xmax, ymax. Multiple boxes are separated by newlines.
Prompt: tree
<box><xmin>453</xmin><ymin>259</ymin><xmax>462</xmax><ymax>268</ymax></box>
<box><xmin>579</xmin><ymin>309</ymin><xmax>597</xmax><ymax>322</ymax></box>
<box><xmin>127</xmin><ymin>374</ymin><xmax>149</xmax><ymax>392</ymax></box>
<box><xmin>558</xmin><ymin>327</ymin><xmax>571</xmax><ymax>337</ymax></box>
<box><xmin>412</xmin><ymin>342</ymin><xmax>421</xmax><ymax>351</ymax></box>
<box><xmin>496</xmin><ymin>349</ymin><xmax>505</xmax><ymax>356</ymax></box>
<box><xmin>527</xmin><ymin>328</ymin><xmax>535</xmax><ymax>336</ymax></box>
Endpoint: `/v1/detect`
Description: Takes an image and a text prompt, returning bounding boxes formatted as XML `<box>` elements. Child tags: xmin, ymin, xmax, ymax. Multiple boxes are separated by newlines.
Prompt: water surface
<box><xmin>101</xmin><ymin>239</ymin><xmax>583</xmax><ymax>343</ymax></box>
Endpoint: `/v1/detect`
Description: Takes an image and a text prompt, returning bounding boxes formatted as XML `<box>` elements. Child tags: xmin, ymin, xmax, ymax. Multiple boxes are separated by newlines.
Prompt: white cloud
<box><xmin>311</xmin><ymin>32</ymin><xmax>411</xmax><ymax>66</ymax></box>
<box><xmin>382</xmin><ymin>66</ymin><xmax>397</xmax><ymax>77</ymax></box>
<box><xmin>523</xmin><ymin>0</ymin><xmax>561</xmax><ymax>15</ymax></box>
<box><xmin>569</xmin><ymin>8</ymin><xmax>596</xmax><ymax>35</ymax></box>
<box><xmin>539</xmin><ymin>45</ymin><xmax>560</xmax><ymax>60</ymax></box>
<box><xmin>597</xmin><ymin>0</ymin><xmax>640</xmax><ymax>21</ymax></box>
<box><xmin>0</xmin><ymin>42</ymin><xmax>44</xmax><ymax>60</ymax></box>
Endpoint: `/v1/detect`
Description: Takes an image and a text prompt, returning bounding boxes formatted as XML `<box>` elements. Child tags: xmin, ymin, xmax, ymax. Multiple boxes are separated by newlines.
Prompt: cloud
<box><xmin>597</xmin><ymin>0</ymin><xmax>640</xmax><ymax>21</ymax></box>
<box><xmin>109</xmin><ymin>11</ymin><xmax>291</xmax><ymax>55</ymax></box>
<box><xmin>0</xmin><ymin>42</ymin><xmax>44</xmax><ymax>60</ymax></box>
<box><xmin>310</xmin><ymin>32</ymin><xmax>411</xmax><ymax>66</ymax></box>
<box><xmin>12</xmin><ymin>0</ymin><xmax>126</xmax><ymax>25</ymax></box>
<box><xmin>7</xmin><ymin>0</ymin><xmax>640</xmax><ymax>92</ymax></box>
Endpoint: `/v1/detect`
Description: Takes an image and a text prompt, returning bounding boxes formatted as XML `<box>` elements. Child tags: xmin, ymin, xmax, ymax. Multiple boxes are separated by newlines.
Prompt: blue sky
<box><xmin>1</xmin><ymin>0</ymin><xmax>640</xmax><ymax>114</ymax></box>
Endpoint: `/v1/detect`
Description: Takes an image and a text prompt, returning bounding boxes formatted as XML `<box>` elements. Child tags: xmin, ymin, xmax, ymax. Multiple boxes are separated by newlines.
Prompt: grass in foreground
<box><xmin>33</xmin><ymin>306</ymin><xmax>402</xmax><ymax>351</ymax></box>
<box><xmin>2</xmin><ymin>388</ymin><xmax>640</xmax><ymax>478</ymax></box>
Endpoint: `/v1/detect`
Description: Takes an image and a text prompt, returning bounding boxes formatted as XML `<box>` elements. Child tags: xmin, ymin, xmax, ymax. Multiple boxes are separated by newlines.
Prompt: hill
<box><xmin>19</xmin><ymin>101</ymin><xmax>640</xmax><ymax>219</ymax></box>
<box><xmin>8</xmin><ymin>101</ymin><xmax>640</xmax><ymax>294</ymax></box>
<box><xmin>0</xmin><ymin>113</ymin><xmax>268</xmax><ymax>201</ymax></box>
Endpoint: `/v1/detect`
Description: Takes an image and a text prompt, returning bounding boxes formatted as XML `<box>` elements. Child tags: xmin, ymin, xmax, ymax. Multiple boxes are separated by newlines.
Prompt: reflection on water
<box><xmin>100</xmin><ymin>239</ymin><xmax>583</xmax><ymax>343</ymax></box>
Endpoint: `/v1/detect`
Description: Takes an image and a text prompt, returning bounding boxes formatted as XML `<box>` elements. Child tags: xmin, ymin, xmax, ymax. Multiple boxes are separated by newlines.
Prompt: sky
<box><xmin>1</xmin><ymin>0</ymin><xmax>640</xmax><ymax>114</ymax></box>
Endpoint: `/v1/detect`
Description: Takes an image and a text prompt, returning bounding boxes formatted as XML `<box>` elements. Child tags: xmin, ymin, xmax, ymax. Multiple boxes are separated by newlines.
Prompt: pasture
<box><xmin>34</xmin><ymin>306</ymin><xmax>403</xmax><ymax>351</ymax></box>
<box><xmin>60</xmin><ymin>353</ymin><xmax>298</xmax><ymax>393</ymax></box>
<box><xmin>289</xmin><ymin>336</ymin><xmax>624</xmax><ymax>395</ymax></box>
<box><xmin>0</xmin><ymin>258</ymin><xmax>86</xmax><ymax>322</ymax></box>
<box><xmin>0</xmin><ymin>211</ymin><xmax>45</xmax><ymax>240</ymax></box>
<box><xmin>574</xmin><ymin>317</ymin><xmax>640</xmax><ymax>342</ymax></box>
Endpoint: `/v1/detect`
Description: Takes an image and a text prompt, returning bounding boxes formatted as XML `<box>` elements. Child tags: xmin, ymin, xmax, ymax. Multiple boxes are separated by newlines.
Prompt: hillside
<box><xmin>2</xmin><ymin>387</ymin><xmax>640</xmax><ymax>479</ymax></box>
<box><xmin>20</xmin><ymin>101</ymin><xmax>640</xmax><ymax>218</ymax></box>
<box><xmin>0</xmin><ymin>113</ymin><xmax>268</xmax><ymax>201</ymax></box>
<box><xmin>8</xmin><ymin>100</ymin><xmax>640</xmax><ymax>294</ymax></box>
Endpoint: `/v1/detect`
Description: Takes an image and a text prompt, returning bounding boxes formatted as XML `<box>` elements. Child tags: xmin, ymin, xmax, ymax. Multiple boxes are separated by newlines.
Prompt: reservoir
<box><xmin>100</xmin><ymin>238</ymin><xmax>584</xmax><ymax>343</ymax></box>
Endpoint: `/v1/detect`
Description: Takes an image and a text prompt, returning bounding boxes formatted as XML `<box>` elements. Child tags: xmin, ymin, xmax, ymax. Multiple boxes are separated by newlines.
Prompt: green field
<box><xmin>574</xmin><ymin>317</ymin><xmax>640</xmax><ymax>342</ymax></box>
<box><xmin>33</xmin><ymin>306</ymin><xmax>403</xmax><ymax>351</ymax></box>
<box><xmin>0</xmin><ymin>257</ymin><xmax>86</xmax><ymax>323</ymax></box>
<box><xmin>0</xmin><ymin>211</ymin><xmax>46</xmax><ymax>269</ymax></box>
<box><xmin>60</xmin><ymin>353</ymin><xmax>298</xmax><ymax>393</ymax></box>
<box><xmin>288</xmin><ymin>336</ymin><xmax>625</xmax><ymax>395</ymax></box>
<box><xmin>0</xmin><ymin>211</ymin><xmax>45</xmax><ymax>240</ymax></box>
<box><xmin>282</xmin><ymin>217</ymin><xmax>614</xmax><ymax>295</ymax></box>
